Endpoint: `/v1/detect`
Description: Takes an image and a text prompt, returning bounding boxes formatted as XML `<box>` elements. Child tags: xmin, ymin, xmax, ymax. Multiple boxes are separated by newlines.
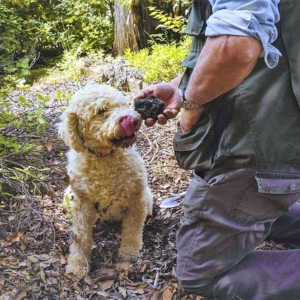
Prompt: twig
<box><xmin>153</xmin><ymin>269</ymin><xmax>160</xmax><ymax>289</ymax></box>
<box><xmin>142</xmin><ymin>268</ymin><xmax>161</xmax><ymax>289</ymax></box>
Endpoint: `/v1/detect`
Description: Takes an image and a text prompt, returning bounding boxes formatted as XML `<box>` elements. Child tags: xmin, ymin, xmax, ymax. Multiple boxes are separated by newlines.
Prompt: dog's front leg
<box><xmin>66</xmin><ymin>196</ymin><xmax>97</xmax><ymax>278</ymax></box>
<box><xmin>117</xmin><ymin>204</ymin><xmax>147</xmax><ymax>269</ymax></box>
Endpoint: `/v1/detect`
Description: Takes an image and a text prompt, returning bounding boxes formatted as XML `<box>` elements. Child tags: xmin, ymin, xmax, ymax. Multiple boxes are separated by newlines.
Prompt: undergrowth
<box><xmin>124</xmin><ymin>39</ymin><xmax>191</xmax><ymax>83</ymax></box>
<box><xmin>0</xmin><ymin>41</ymin><xmax>190</xmax><ymax>201</ymax></box>
<box><xmin>43</xmin><ymin>49</ymin><xmax>106</xmax><ymax>84</ymax></box>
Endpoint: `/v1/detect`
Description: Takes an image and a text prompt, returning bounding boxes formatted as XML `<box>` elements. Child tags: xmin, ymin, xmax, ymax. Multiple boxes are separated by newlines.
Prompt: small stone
<box><xmin>134</xmin><ymin>94</ymin><xmax>164</xmax><ymax>120</ymax></box>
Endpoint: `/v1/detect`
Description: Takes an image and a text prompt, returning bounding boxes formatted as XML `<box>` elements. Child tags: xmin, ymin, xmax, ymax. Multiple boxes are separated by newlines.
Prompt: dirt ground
<box><xmin>0</xmin><ymin>64</ymin><xmax>283</xmax><ymax>300</ymax></box>
<box><xmin>0</xmin><ymin>72</ymin><xmax>199</xmax><ymax>300</ymax></box>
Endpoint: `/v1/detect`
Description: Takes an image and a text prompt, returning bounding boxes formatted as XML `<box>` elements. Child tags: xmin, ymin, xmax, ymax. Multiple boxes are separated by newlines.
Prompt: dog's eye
<box><xmin>97</xmin><ymin>109</ymin><xmax>106</xmax><ymax>114</ymax></box>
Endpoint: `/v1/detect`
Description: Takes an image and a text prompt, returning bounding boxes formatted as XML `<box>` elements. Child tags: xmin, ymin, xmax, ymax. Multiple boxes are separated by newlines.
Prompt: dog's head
<box><xmin>58</xmin><ymin>84</ymin><xmax>142</xmax><ymax>155</ymax></box>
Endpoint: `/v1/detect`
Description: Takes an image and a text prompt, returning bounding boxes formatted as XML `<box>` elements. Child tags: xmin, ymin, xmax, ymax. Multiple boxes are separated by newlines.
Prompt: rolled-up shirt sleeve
<box><xmin>206</xmin><ymin>0</ymin><xmax>281</xmax><ymax>68</ymax></box>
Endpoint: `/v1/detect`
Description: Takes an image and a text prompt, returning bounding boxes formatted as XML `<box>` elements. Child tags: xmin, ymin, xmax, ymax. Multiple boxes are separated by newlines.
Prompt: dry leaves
<box><xmin>1</xmin><ymin>70</ymin><xmax>277</xmax><ymax>300</ymax></box>
<box><xmin>0</xmin><ymin>76</ymin><xmax>195</xmax><ymax>299</ymax></box>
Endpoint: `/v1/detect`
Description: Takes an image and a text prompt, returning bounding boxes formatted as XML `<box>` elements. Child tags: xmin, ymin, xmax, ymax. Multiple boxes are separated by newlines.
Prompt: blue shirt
<box><xmin>206</xmin><ymin>0</ymin><xmax>281</xmax><ymax>68</ymax></box>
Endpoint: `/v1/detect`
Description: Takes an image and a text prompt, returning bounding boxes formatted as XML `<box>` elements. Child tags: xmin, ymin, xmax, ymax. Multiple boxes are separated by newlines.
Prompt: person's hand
<box><xmin>134</xmin><ymin>82</ymin><xmax>180</xmax><ymax>127</ymax></box>
<box><xmin>179</xmin><ymin>108</ymin><xmax>204</xmax><ymax>133</ymax></box>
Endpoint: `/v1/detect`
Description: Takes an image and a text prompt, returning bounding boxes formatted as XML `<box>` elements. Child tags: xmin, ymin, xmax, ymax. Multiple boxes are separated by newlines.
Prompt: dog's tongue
<box><xmin>119</xmin><ymin>116</ymin><xmax>135</xmax><ymax>137</ymax></box>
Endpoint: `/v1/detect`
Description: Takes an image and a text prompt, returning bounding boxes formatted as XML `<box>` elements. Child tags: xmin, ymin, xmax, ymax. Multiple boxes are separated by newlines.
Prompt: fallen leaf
<box><xmin>0</xmin><ymin>277</ymin><xmax>5</xmax><ymax>286</ymax></box>
<box><xmin>40</xmin><ymin>267</ymin><xmax>46</xmax><ymax>283</ymax></box>
<box><xmin>161</xmin><ymin>184</ymin><xmax>170</xmax><ymax>189</ymax></box>
<box><xmin>140</xmin><ymin>263</ymin><xmax>147</xmax><ymax>272</ymax></box>
<box><xmin>47</xmin><ymin>189</ymin><xmax>55</xmax><ymax>200</ymax></box>
<box><xmin>97</xmin><ymin>291</ymin><xmax>109</xmax><ymax>297</ymax></box>
<box><xmin>18</xmin><ymin>260</ymin><xmax>28</xmax><ymax>267</ymax></box>
<box><xmin>45</xmin><ymin>138</ymin><xmax>53</xmax><ymax>151</ymax></box>
<box><xmin>60</xmin><ymin>255</ymin><xmax>67</xmax><ymax>265</ymax></box>
<box><xmin>27</xmin><ymin>255</ymin><xmax>39</xmax><ymax>263</ymax></box>
<box><xmin>175</xmin><ymin>174</ymin><xmax>181</xmax><ymax>184</ymax></box>
<box><xmin>118</xmin><ymin>287</ymin><xmax>127</xmax><ymax>297</ymax></box>
<box><xmin>168</xmin><ymin>241</ymin><xmax>174</xmax><ymax>248</ymax></box>
<box><xmin>47</xmin><ymin>277</ymin><xmax>58</xmax><ymax>285</ymax></box>
<box><xmin>275</xmin><ymin>243</ymin><xmax>286</xmax><ymax>250</ymax></box>
<box><xmin>6</xmin><ymin>231</ymin><xmax>23</xmax><ymax>245</ymax></box>
<box><xmin>8</xmin><ymin>215</ymin><xmax>16</xmax><ymax>222</ymax></box>
<box><xmin>45</xmin><ymin>270</ymin><xmax>60</xmax><ymax>277</ymax></box>
<box><xmin>99</xmin><ymin>279</ymin><xmax>114</xmax><ymax>291</ymax></box>
<box><xmin>151</xmin><ymin>290</ymin><xmax>163</xmax><ymax>300</ymax></box>
<box><xmin>133</xmin><ymin>288</ymin><xmax>145</xmax><ymax>295</ymax></box>
<box><xmin>163</xmin><ymin>211</ymin><xmax>172</xmax><ymax>219</ymax></box>
<box><xmin>20</xmin><ymin>240</ymin><xmax>27</xmax><ymax>251</ymax></box>
<box><xmin>162</xmin><ymin>287</ymin><xmax>174</xmax><ymax>300</ymax></box>
<box><xmin>12</xmin><ymin>290</ymin><xmax>27</xmax><ymax>300</ymax></box>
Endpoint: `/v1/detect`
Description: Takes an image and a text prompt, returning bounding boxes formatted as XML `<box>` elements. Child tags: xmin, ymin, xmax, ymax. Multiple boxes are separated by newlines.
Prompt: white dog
<box><xmin>58</xmin><ymin>84</ymin><xmax>153</xmax><ymax>278</ymax></box>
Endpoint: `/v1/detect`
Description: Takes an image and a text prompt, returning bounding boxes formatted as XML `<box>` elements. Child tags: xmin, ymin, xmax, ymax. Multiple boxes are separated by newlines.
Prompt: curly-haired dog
<box><xmin>58</xmin><ymin>84</ymin><xmax>153</xmax><ymax>278</ymax></box>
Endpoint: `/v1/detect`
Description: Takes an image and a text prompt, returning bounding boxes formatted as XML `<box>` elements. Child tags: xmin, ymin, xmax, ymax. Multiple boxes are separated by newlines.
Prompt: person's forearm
<box><xmin>169</xmin><ymin>75</ymin><xmax>182</xmax><ymax>87</ymax></box>
<box><xmin>185</xmin><ymin>35</ymin><xmax>263</xmax><ymax>106</ymax></box>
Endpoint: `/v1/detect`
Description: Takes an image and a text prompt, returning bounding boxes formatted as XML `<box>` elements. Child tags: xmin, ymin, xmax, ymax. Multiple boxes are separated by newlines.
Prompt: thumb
<box><xmin>134</xmin><ymin>87</ymin><xmax>155</xmax><ymax>100</ymax></box>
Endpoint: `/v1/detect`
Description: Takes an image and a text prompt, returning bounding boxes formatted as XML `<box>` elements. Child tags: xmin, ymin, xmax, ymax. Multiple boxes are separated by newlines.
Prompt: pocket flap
<box><xmin>255</xmin><ymin>172</ymin><xmax>300</xmax><ymax>194</ymax></box>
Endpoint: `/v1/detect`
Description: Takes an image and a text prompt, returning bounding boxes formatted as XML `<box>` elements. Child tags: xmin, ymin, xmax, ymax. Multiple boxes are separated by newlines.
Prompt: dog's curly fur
<box><xmin>58</xmin><ymin>84</ymin><xmax>153</xmax><ymax>278</ymax></box>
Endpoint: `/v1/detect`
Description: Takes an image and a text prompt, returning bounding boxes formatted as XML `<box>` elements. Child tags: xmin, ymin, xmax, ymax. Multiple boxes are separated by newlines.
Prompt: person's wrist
<box><xmin>178</xmin><ymin>86</ymin><xmax>207</xmax><ymax>110</ymax></box>
<box><xmin>182</xmin><ymin>107</ymin><xmax>204</xmax><ymax>114</ymax></box>
<box><xmin>180</xmin><ymin>109</ymin><xmax>203</xmax><ymax>132</ymax></box>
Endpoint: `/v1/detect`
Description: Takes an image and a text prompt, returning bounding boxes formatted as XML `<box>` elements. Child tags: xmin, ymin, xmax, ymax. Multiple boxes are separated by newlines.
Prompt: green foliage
<box><xmin>144</xmin><ymin>0</ymin><xmax>191</xmax><ymax>44</ymax></box>
<box><xmin>0</xmin><ymin>71</ymin><xmax>72</xmax><ymax>162</ymax></box>
<box><xmin>0</xmin><ymin>162</ymin><xmax>51</xmax><ymax>201</ymax></box>
<box><xmin>148</xmin><ymin>6</ymin><xmax>187</xmax><ymax>34</ymax></box>
<box><xmin>0</xmin><ymin>3</ymin><xmax>22</xmax><ymax>53</ymax></box>
<box><xmin>0</xmin><ymin>70</ymin><xmax>74</xmax><ymax>199</ymax></box>
<box><xmin>0</xmin><ymin>0</ymin><xmax>114</xmax><ymax>85</ymax></box>
<box><xmin>0</xmin><ymin>0</ymin><xmax>194</xmax><ymax>200</ymax></box>
<box><xmin>0</xmin><ymin>0</ymin><xmax>53</xmax><ymax>78</ymax></box>
<box><xmin>54</xmin><ymin>0</ymin><xmax>114</xmax><ymax>53</ymax></box>
<box><xmin>0</xmin><ymin>86</ymin><xmax>50</xmax><ymax>158</ymax></box>
<box><xmin>119</xmin><ymin>0</ymin><xmax>133</xmax><ymax>8</ymax></box>
<box><xmin>10</xmin><ymin>165</ymin><xmax>50</xmax><ymax>194</ymax></box>
<box><xmin>44</xmin><ymin>49</ymin><xmax>105</xmax><ymax>84</ymax></box>
<box><xmin>58</xmin><ymin>190</ymin><xmax>74</xmax><ymax>220</ymax></box>
<box><xmin>124</xmin><ymin>39</ymin><xmax>191</xmax><ymax>83</ymax></box>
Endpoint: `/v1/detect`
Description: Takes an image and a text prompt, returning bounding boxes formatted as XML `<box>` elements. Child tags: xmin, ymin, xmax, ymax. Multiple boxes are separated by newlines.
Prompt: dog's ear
<box><xmin>58</xmin><ymin>112</ymin><xmax>85</xmax><ymax>153</ymax></box>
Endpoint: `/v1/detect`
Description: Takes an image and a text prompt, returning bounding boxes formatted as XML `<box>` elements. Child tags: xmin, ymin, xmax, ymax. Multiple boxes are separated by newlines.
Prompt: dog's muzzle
<box><xmin>113</xmin><ymin>116</ymin><xmax>141</xmax><ymax>148</ymax></box>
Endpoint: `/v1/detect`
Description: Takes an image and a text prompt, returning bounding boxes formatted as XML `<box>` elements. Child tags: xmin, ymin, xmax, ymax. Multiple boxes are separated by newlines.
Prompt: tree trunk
<box><xmin>113</xmin><ymin>0</ymin><xmax>159</xmax><ymax>56</ymax></box>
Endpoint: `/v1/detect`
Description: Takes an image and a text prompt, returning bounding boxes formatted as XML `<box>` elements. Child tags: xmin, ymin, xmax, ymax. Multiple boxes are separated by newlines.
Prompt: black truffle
<box><xmin>134</xmin><ymin>94</ymin><xmax>165</xmax><ymax>120</ymax></box>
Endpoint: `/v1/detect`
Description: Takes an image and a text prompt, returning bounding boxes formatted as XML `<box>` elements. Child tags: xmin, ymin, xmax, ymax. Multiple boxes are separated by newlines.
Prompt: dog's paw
<box><xmin>116</xmin><ymin>249</ymin><xmax>139</xmax><ymax>272</ymax></box>
<box><xmin>66</xmin><ymin>262</ymin><xmax>89</xmax><ymax>279</ymax></box>
<box><xmin>118</xmin><ymin>249</ymin><xmax>140</xmax><ymax>262</ymax></box>
<box><xmin>116</xmin><ymin>261</ymin><xmax>132</xmax><ymax>271</ymax></box>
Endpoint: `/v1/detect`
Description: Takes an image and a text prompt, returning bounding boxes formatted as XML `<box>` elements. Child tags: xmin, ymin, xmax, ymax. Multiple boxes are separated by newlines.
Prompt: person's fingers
<box><xmin>157</xmin><ymin>114</ymin><xmax>168</xmax><ymax>125</ymax></box>
<box><xmin>163</xmin><ymin>108</ymin><xmax>180</xmax><ymax>119</ymax></box>
<box><xmin>144</xmin><ymin>118</ymin><xmax>156</xmax><ymax>127</ymax></box>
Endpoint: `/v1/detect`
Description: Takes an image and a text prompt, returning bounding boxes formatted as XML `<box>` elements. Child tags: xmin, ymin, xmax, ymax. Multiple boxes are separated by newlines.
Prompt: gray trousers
<box><xmin>176</xmin><ymin>169</ymin><xmax>300</xmax><ymax>300</ymax></box>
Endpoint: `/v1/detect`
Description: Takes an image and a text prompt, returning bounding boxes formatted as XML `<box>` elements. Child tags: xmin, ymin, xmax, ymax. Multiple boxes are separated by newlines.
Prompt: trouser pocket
<box><xmin>230</xmin><ymin>171</ymin><xmax>300</xmax><ymax>226</ymax></box>
<box><xmin>173</xmin><ymin>112</ymin><xmax>216</xmax><ymax>170</ymax></box>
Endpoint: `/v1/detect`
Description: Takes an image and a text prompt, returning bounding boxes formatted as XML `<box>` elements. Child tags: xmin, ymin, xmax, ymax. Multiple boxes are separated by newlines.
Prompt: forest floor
<box><xmin>0</xmin><ymin>60</ymin><xmax>283</xmax><ymax>300</ymax></box>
